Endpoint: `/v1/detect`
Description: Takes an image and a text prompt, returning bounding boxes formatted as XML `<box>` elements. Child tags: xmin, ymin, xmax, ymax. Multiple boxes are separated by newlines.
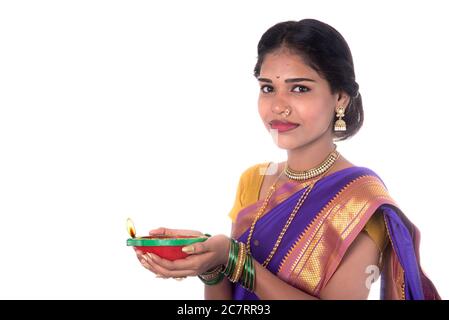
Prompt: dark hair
<box><xmin>254</xmin><ymin>19</ymin><xmax>363</xmax><ymax>141</ymax></box>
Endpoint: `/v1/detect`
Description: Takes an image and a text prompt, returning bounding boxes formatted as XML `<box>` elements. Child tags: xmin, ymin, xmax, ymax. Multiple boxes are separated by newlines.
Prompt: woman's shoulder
<box><xmin>327</xmin><ymin>160</ymin><xmax>386</xmax><ymax>186</ymax></box>
<box><xmin>228</xmin><ymin>162</ymin><xmax>271</xmax><ymax>223</ymax></box>
<box><xmin>236</xmin><ymin>162</ymin><xmax>273</xmax><ymax>200</ymax></box>
<box><xmin>350</xmin><ymin>165</ymin><xmax>387</xmax><ymax>188</ymax></box>
<box><xmin>238</xmin><ymin>162</ymin><xmax>272</xmax><ymax>183</ymax></box>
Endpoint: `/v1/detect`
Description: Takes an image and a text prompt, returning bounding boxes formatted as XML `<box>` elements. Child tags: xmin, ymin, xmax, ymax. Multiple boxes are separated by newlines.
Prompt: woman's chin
<box><xmin>273</xmin><ymin>139</ymin><xmax>300</xmax><ymax>150</ymax></box>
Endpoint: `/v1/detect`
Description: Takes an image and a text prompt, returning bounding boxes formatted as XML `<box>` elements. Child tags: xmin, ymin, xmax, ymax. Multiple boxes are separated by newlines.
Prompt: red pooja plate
<box><xmin>127</xmin><ymin>235</ymin><xmax>208</xmax><ymax>260</ymax></box>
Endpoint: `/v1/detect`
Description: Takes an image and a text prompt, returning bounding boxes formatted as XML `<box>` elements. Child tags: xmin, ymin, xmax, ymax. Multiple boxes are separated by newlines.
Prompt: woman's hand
<box><xmin>146</xmin><ymin>226</ymin><xmax>205</xmax><ymax>237</ymax></box>
<box><xmin>135</xmin><ymin>228</ymin><xmax>230</xmax><ymax>280</ymax></box>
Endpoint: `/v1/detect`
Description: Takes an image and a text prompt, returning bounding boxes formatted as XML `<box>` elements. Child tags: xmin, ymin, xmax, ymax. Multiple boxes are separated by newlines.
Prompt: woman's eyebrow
<box><xmin>257</xmin><ymin>77</ymin><xmax>316</xmax><ymax>83</ymax></box>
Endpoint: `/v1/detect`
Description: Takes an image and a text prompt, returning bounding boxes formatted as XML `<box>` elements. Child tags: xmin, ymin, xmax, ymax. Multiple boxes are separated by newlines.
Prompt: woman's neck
<box><xmin>286</xmin><ymin>139</ymin><xmax>336</xmax><ymax>172</ymax></box>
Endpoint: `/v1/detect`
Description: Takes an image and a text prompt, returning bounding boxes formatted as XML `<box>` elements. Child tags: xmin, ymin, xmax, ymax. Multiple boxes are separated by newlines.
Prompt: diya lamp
<box><xmin>126</xmin><ymin>218</ymin><xmax>209</xmax><ymax>261</ymax></box>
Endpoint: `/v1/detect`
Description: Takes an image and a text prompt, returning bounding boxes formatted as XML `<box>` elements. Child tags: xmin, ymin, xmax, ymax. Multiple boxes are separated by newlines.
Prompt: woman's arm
<box><xmin>139</xmin><ymin>227</ymin><xmax>380</xmax><ymax>300</ymax></box>
<box><xmin>319</xmin><ymin>231</ymin><xmax>381</xmax><ymax>299</ymax></box>
<box><xmin>253</xmin><ymin>231</ymin><xmax>381</xmax><ymax>300</ymax></box>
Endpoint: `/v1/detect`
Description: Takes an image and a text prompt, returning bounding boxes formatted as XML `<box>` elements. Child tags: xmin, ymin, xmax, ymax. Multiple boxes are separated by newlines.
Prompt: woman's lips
<box><xmin>269</xmin><ymin>120</ymin><xmax>300</xmax><ymax>133</ymax></box>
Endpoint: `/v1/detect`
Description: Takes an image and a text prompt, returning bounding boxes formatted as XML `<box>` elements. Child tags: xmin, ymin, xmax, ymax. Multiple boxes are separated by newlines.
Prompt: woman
<box><xmin>136</xmin><ymin>19</ymin><xmax>440</xmax><ymax>300</ymax></box>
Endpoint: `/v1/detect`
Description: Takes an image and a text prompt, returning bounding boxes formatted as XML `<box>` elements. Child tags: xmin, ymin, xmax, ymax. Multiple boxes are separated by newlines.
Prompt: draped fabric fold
<box><xmin>230</xmin><ymin>166</ymin><xmax>440</xmax><ymax>300</ymax></box>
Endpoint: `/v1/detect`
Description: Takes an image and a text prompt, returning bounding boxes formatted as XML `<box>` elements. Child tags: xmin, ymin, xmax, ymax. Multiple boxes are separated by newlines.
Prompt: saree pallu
<box><xmin>230</xmin><ymin>166</ymin><xmax>440</xmax><ymax>300</ymax></box>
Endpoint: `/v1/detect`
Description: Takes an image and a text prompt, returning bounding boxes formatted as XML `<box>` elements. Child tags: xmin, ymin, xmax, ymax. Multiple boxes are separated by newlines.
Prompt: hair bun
<box><xmin>352</xmin><ymin>82</ymin><xmax>359</xmax><ymax>98</ymax></box>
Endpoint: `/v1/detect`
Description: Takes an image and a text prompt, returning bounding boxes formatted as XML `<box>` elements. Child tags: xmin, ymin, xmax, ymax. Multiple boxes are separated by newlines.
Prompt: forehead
<box><xmin>260</xmin><ymin>50</ymin><xmax>318</xmax><ymax>79</ymax></box>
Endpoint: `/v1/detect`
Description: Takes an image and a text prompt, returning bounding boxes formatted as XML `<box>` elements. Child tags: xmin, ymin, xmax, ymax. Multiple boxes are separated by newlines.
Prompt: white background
<box><xmin>0</xmin><ymin>0</ymin><xmax>447</xmax><ymax>299</ymax></box>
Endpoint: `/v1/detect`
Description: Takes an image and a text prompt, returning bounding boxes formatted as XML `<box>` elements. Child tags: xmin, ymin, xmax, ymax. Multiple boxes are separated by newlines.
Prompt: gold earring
<box><xmin>334</xmin><ymin>106</ymin><xmax>346</xmax><ymax>132</ymax></box>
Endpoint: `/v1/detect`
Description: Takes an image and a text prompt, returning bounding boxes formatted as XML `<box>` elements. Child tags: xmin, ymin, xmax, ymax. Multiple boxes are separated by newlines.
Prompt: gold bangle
<box><xmin>230</xmin><ymin>242</ymin><xmax>246</xmax><ymax>283</ymax></box>
<box><xmin>198</xmin><ymin>265</ymin><xmax>224</xmax><ymax>281</ymax></box>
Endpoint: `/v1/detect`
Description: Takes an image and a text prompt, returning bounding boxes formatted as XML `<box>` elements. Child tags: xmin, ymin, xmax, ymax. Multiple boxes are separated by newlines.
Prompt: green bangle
<box><xmin>223</xmin><ymin>239</ymin><xmax>239</xmax><ymax>278</ymax></box>
<box><xmin>223</xmin><ymin>239</ymin><xmax>234</xmax><ymax>276</ymax></box>
<box><xmin>248</xmin><ymin>254</ymin><xmax>255</xmax><ymax>292</ymax></box>
<box><xmin>198</xmin><ymin>272</ymin><xmax>224</xmax><ymax>285</ymax></box>
<box><xmin>241</xmin><ymin>252</ymin><xmax>249</xmax><ymax>289</ymax></box>
<box><xmin>200</xmin><ymin>271</ymin><xmax>224</xmax><ymax>285</ymax></box>
<box><xmin>239</xmin><ymin>253</ymin><xmax>255</xmax><ymax>292</ymax></box>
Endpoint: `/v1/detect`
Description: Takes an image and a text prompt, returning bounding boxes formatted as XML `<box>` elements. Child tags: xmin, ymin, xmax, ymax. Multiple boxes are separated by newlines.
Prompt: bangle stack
<box><xmin>197</xmin><ymin>238</ymin><xmax>256</xmax><ymax>292</ymax></box>
<box><xmin>222</xmin><ymin>239</ymin><xmax>255</xmax><ymax>292</ymax></box>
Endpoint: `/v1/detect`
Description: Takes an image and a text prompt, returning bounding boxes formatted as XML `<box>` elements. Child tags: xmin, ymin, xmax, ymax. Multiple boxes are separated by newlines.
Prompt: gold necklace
<box><xmin>284</xmin><ymin>144</ymin><xmax>339</xmax><ymax>181</ymax></box>
<box><xmin>246</xmin><ymin>148</ymin><xmax>340</xmax><ymax>268</ymax></box>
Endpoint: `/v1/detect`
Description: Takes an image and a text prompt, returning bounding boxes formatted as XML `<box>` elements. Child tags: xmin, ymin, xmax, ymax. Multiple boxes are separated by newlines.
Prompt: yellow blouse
<box><xmin>228</xmin><ymin>163</ymin><xmax>388</xmax><ymax>253</ymax></box>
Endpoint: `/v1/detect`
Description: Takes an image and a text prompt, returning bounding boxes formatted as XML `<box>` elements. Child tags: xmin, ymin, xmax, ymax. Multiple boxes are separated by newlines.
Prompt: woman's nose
<box><xmin>271</xmin><ymin>103</ymin><xmax>290</xmax><ymax>115</ymax></box>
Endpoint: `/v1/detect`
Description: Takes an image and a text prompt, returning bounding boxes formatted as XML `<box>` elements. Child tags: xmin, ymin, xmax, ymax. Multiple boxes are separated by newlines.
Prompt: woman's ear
<box><xmin>336</xmin><ymin>91</ymin><xmax>351</xmax><ymax>110</ymax></box>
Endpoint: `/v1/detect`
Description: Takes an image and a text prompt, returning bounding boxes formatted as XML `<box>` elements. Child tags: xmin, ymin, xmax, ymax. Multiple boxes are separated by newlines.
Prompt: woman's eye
<box><xmin>260</xmin><ymin>85</ymin><xmax>272</xmax><ymax>93</ymax></box>
<box><xmin>260</xmin><ymin>85</ymin><xmax>310</xmax><ymax>94</ymax></box>
<box><xmin>292</xmin><ymin>85</ymin><xmax>310</xmax><ymax>93</ymax></box>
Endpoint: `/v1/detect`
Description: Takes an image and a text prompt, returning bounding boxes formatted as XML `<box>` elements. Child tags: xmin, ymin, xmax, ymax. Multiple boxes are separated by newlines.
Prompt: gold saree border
<box><xmin>276</xmin><ymin>174</ymin><xmax>402</xmax><ymax>297</ymax></box>
<box><xmin>383</xmin><ymin>214</ymin><xmax>406</xmax><ymax>299</ymax></box>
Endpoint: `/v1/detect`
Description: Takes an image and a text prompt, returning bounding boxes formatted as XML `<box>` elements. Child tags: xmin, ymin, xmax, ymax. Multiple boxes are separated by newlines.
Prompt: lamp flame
<box><xmin>127</xmin><ymin>218</ymin><xmax>136</xmax><ymax>238</ymax></box>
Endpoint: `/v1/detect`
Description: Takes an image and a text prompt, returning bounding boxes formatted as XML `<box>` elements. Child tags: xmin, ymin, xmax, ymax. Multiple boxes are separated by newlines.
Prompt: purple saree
<box><xmin>230</xmin><ymin>166</ymin><xmax>440</xmax><ymax>300</ymax></box>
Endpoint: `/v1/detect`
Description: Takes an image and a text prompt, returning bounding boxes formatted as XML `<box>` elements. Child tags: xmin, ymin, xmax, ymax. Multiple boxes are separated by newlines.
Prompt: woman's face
<box><xmin>257</xmin><ymin>49</ymin><xmax>348</xmax><ymax>150</ymax></box>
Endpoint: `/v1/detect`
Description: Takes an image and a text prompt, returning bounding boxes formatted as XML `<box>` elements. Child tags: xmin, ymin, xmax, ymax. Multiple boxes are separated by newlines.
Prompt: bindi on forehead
<box><xmin>276</xmin><ymin>76</ymin><xmax>280</xmax><ymax>79</ymax></box>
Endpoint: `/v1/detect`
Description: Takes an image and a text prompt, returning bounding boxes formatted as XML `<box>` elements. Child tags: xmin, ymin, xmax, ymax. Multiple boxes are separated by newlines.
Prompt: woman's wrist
<box><xmin>197</xmin><ymin>236</ymin><xmax>255</xmax><ymax>291</ymax></box>
<box><xmin>197</xmin><ymin>233</ymin><xmax>227</xmax><ymax>285</ymax></box>
<box><xmin>221</xmin><ymin>236</ymin><xmax>232</xmax><ymax>266</ymax></box>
